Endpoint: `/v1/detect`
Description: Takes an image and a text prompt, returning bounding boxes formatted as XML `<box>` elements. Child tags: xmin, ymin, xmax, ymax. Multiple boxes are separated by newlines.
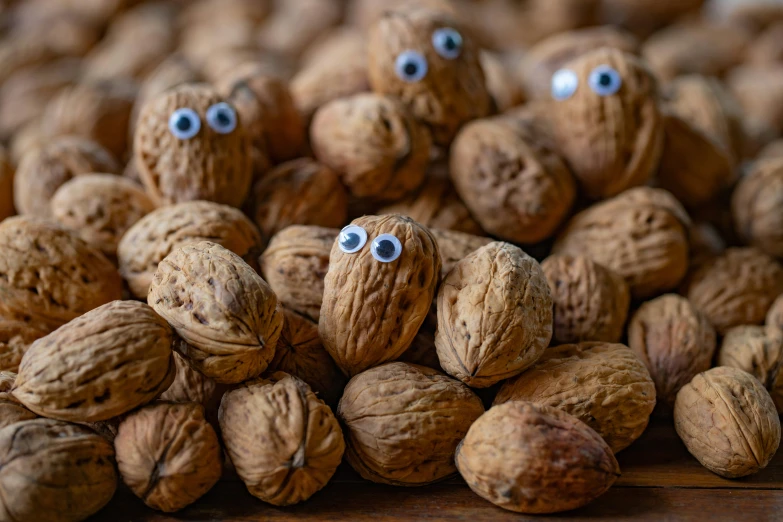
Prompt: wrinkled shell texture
<box><xmin>0</xmin><ymin>320</ymin><xmax>48</xmax><ymax>372</ymax></box>
<box><xmin>118</xmin><ymin>201</ymin><xmax>262</xmax><ymax>298</ymax></box>
<box><xmin>628</xmin><ymin>294</ymin><xmax>716</xmax><ymax>409</ymax></box>
<box><xmin>219</xmin><ymin>373</ymin><xmax>345</xmax><ymax>506</ymax></box>
<box><xmin>115</xmin><ymin>402</ymin><xmax>222</xmax><ymax>512</ymax></box>
<box><xmin>319</xmin><ymin>215</ymin><xmax>441</xmax><ymax>376</ymax></box>
<box><xmin>134</xmin><ymin>83</ymin><xmax>252</xmax><ymax>207</ymax></box>
<box><xmin>14</xmin><ymin>300</ymin><xmax>175</xmax><ymax>422</ymax></box>
<box><xmin>495</xmin><ymin>342</ymin><xmax>656</xmax><ymax>453</ymax></box>
<box><xmin>551</xmin><ymin>48</ymin><xmax>663</xmax><ymax>199</ymax></box>
<box><xmin>732</xmin><ymin>159</ymin><xmax>783</xmax><ymax>259</ymax></box>
<box><xmin>542</xmin><ymin>254</ymin><xmax>630</xmax><ymax>344</ymax></box>
<box><xmin>554</xmin><ymin>187</ymin><xmax>690</xmax><ymax>299</ymax></box>
<box><xmin>149</xmin><ymin>241</ymin><xmax>283</xmax><ymax>384</ymax></box>
<box><xmin>159</xmin><ymin>351</ymin><xmax>217</xmax><ymax>406</ymax></box>
<box><xmin>0</xmin><ymin>419</ymin><xmax>117</xmax><ymax>522</ymax></box>
<box><xmin>436</xmin><ymin>242</ymin><xmax>553</xmax><ymax>387</ymax></box>
<box><xmin>718</xmin><ymin>326</ymin><xmax>783</xmax><ymax>412</ymax></box>
<box><xmin>674</xmin><ymin>366</ymin><xmax>781</xmax><ymax>478</ymax></box>
<box><xmin>430</xmin><ymin>228</ymin><xmax>492</xmax><ymax>278</ymax></box>
<box><xmin>768</xmin><ymin>294</ymin><xmax>783</xmax><ymax>330</ymax></box>
<box><xmin>456</xmin><ymin>401</ymin><xmax>619</xmax><ymax>514</ymax></box>
<box><xmin>338</xmin><ymin>362</ymin><xmax>484</xmax><ymax>485</ymax></box>
<box><xmin>0</xmin><ymin>392</ymin><xmax>37</xmax><ymax>431</ymax></box>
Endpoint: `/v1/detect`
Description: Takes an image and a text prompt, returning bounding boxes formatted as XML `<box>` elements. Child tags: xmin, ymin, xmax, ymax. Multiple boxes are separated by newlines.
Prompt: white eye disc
<box><xmin>588</xmin><ymin>65</ymin><xmax>622</xmax><ymax>96</ymax></box>
<box><xmin>432</xmin><ymin>27</ymin><xmax>462</xmax><ymax>59</ymax></box>
<box><xmin>168</xmin><ymin>108</ymin><xmax>201</xmax><ymax>139</ymax></box>
<box><xmin>371</xmin><ymin>234</ymin><xmax>403</xmax><ymax>263</ymax></box>
<box><xmin>551</xmin><ymin>69</ymin><xmax>579</xmax><ymax>101</ymax></box>
<box><xmin>205</xmin><ymin>102</ymin><xmax>238</xmax><ymax>134</ymax></box>
<box><xmin>395</xmin><ymin>50</ymin><xmax>428</xmax><ymax>83</ymax></box>
<box><xmin>338</xmin><ymin>225</ymin><xmax>368</xmax><ymax>254</ymax></box>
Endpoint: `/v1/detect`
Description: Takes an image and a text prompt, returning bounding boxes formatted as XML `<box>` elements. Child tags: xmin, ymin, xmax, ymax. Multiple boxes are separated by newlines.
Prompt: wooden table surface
<box><xmin>91</xmin><ymin>419</ymin><xmax>783</xmax><ymax>522</ymax></box>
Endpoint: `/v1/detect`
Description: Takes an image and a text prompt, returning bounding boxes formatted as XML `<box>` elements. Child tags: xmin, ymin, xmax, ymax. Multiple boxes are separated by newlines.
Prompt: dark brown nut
<box><xmin>367</xmin><ymin>5</ymin><xmax>491</xmax><ymax>146</ymax></box>
<box><xmin>727</xmin><ymin>65</ymin><xmax>783</xmax><ymax>139</ymax></box>
<box><xmin>13</xmin><ymin>300</ymin><xmax>175</xmax><ymax>422</ymax></box>
<box><xmin>159</xmin><ymin>351</ymin><xmax>217</xmax><ymax>407</ymax></box>
<box><xmin>0</xmin><ymin>146</ymin><xmax>12</xmax><ymax>221</ymax></box>
<box><xmin>245</xmin><ymin>158</ymin><xmax>348</xmax><ymax>242</ymax></box>
<box><xmin>456</xmin><ymin>401</ymin><xmax>619</xmax><ymax>514</ymax></box>
<box><xmin>718</xmin><ymin>326</ymin><xmax>783</xmax><ymax>412</ymax></box>
<box><xmin>732</xmin><ymin>159</ymin><xmax>783</xmax><ymax>259</ymax></box>
<box><xmin>674</xmin><ymin>366</ymin><xmax>781</xmax><ymax>478</ymax></box>
<box><xmin>550</xmin><ymin>47</ymin><xmax>663</xmax><ymax>199</ymax></box>
<box><xmin>436</xmin><ymin>242</ymin><xmax>553</xmax><ymax>388</ymax></box>
<box><xmin>480</xmin><ymin>51</ymin><xmax>524</xmax><ymax>112</ymax></box>
<box><xmin>320</xmin><ymin>215</ymin><xmax>441</xmax><ymax>376</ymax></box>
<box><xmin>311</xmin><ymin>93</ymin><xmax>431</xmax><ymax>202</ymax></box>
<box><xmin>541</xmin><ymin>254</ymin><xmax>630</xmax><ymax>345</ymax></box>
<box><xmin>13</xmin><ymin>136</ymin><xmax>119</xmax><ymax>218</ymax></box>
<box><xmin>134</xmin><ymin>83</ymin><xmax>252</xmax><ymax>207</ymax></box>
<box><xmin>495</xmin><ymin>342</ymin><xmax>656</xmax><ymax>453</ymax></box>
<box><xmin>628</xmin><ymin>294</ymin><xmax>716</xmax><ymax>409</ymax></box>
<box><xmin>257</xmin><ymin>0</ymin><xmax>342</xmax><ymax>59</ymax></box>
<box><xmin>50</xmin><ymin>174</ymin><xmax>157</xmax><ymax>258</ymax></box>
<box><xmin>0</xmin><ymin>216</ymin><xmax>122</xmax><ymax>330</ymax></box>
<box><xmin>398</xmin><ymin>308</ymin><xmax>442</xmax><ymax>371</ymax></box>
<box><xmin>0</xmin><ymin>320</ymin><xmax>49</xmax><ymax>373</ymax></box>
<box><xmin>430</xmin><ymin>228</ymin><xmax>492</xmax><ymax>279</ymax></box>
<box><xmin>450</xmin><ymin>116</ymin><xmax>575</xmax><ymax>244</ymax></box>
<box><xmin>686</xmin><ymin>248</ymin><xmax>783</xmax><ymax>334</ymax></box>
<box><xmin>0</xmin><ymin>419</ymin><xmax>117</xmax><ymax>522</ymax></box>
<box><xmin>554</xmin><ymin>187</ymin><xmax>690</xmax><ymax>299</ymax></box>
<box><xmin>149</xmin><ymin>241</ymin><xmax>284</xmax><ymax>384</ymax></box>
<box><xmin>768</xmin><ymin>294</ymin><xmax>783</xmax><ymax>330</ymax></box>
<box><xmin>338</xmin><ymin>362</ymin><xmax>484</xmax><ymax>485</ymax></box>
<box><xmin>688</xmin><ymin>222</ymin><xmax>726</xmax><ymax>271</ymax></box>
<box><xmin>0</xmin><ymin>372</ymin><xmax>15</xmax><ymax>392</ymax></box>
<box><xmin>220</xmin><ymin>372</ymin><xmax>345</xmax><ymax>506</ymax></box>
<box><xmin>117</xmin><ymin>200</ymin><xmax>262</xmax><ymax>299</ymax></box>
<box><xmin>115</xmin><ymin>402</ymin><xmax>222</xmax><ymax>513</ymax></box>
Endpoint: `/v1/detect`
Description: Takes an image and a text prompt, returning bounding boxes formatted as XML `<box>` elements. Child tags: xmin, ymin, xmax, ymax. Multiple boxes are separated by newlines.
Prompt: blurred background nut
<box><xmin>768</xmin><ymin>294</ymin><xmax>783</xmax><ymax>330</ymax></box>
<box><xmin>0</xmin><ymin>145</ymin><xmax>12</xmax><ymax>220</ymax></box>
<box><xmin>479</xmin><ymin>51</ymin><xmax>524</xmax><ymax>112</ymax></box>
<box><xmin>257</xmin><ymin>0</ymin><xmax>342</xmax><ymax>60</ymax></box>
<box><xmin>732</xmin><ymin>158</ymin><xmax>783</xmax><ymax>259</ymax></box>
<box><xmin>159</xmin><ymin>351</ymin><xmax>218</xmax><ymax>408</ymax></box>
<box><xmin>0</xmin><ymin>319</ymin><xmax>49</xmax><ymax>373</ymax></box>
<box><xmin>429</xmin><ymin>228</ymin><xmax>492</xmax><ymax>279</ymax></box>
<box><xmin>726</xmin><ymin>65</ymin><xmax>783</xmax><ymax>150</ymax></box>
<box><xmin>601</xmin><ymin>0</ymin><xmax>704</xmax><ymax>38</ymax></box>
<box><xmin>745</xmin><ymin>21</ymin><xmax>783</xmax><ymax>65</ymax></box>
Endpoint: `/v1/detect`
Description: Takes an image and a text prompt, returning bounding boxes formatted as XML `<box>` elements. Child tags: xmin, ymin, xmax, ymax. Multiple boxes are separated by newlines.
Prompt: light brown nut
<box><xmin>747</xmin><ymin>21</ymin><xmax>783</xmax><ymax>65</ymax></box>
<box><xmin>0</xmin><ymin>419</ymin><xmax>117</xmax><ymax>522</ymax></box>
<box><xmin>115</xmin><ymin>402</ymin><xmax>222</xmax><ymax>513</ymax></box>
<box><xmin>0</xmin><ymin>216</ymin><xmax>122</xmax><ymax>330</ymax></box>
<box><xmin>219</xmin><ymin>372</ymin><xmax>345</xmax><ymax>506</ymax></box>
<box><xmin>319</xmin><ymin>215</ymin><xmax>441</xmax><ymax>376</ymax></box>
<box><xmin>553</xmin><ymin>187</ymin><xmax>690</xmax><ymax>299</ymax></box>
<box><xmin>148</xmin><ymin>241</ymin><xmax>284</xmax><ymax>384</ymax></box>
<box><xmin>768</xmin><ymin>294</ymin><xmax>783</xmax><ymax>330</ymax></box>
<box><xmin>732</xmin><ymin>159</ymin><xmax>783</xmax><ymax>259</ymax></box>
<box><xmin>727</xmin><ymin>64</ymin><xmax>783</xmax><ymax>139</ymax></box>
<box><xmin>628</xmin><ymin>294</ymin><xmax>716</xmax><ymax>409</ymax></box>
<box><xmin>338</xmin><ymin>362</ymin><xmax>484</xmax><ymax>485</ymax></box>
<box><xmin>436</xmin><ymin>242</ymin><xmax>553</xmax><ymax>388</ymax></box>
<box><xmin>495</xmin><ymin>342</ymin><xmax>656</xmax><ymax>453</ymax></box>
<box><xmin>0</xmin><ymin>320</ymin><xmax>49</xmax><ymax>373</ymax></box>
<box><xmin>759</xmin><ymin>139</ymin><xmax>783</xmax><ymax>161</ymax></box>
<box><xmin>718</xmin><ymin>326</ymin><xmax>783</xmax><ymax>412</ymax></box>
<box><xmin>13</xmin><ymin>300</ymin><xmax>175</xmax><ymax>422</ymax></box>
<box><xmin>686</xmin><ymin>248</ymin><xmax>783</xmax><ymax>334</ymax></box>
<box><xmin>50</xmin><ymin>174</ymin><xmax>157</xmax><ymax>258</ymax></box>
<box><xmin>430</xmin><ymin>228</ymin><xmax>492</xmax><ymax>279</ymax></box>
<box><xmin>159</xmin><ymin>351</ymin><xmax>217</xmax><ymax>407</ymax></box>
<box><xmin>367</xmin><ymin>5</ymin><xmax>491</xmax><ymax>146</ymax></box>
<box><xmin>480</xmin><ymin>51</ymin><xmax>524</xmax><ymax>112</ymax></box>
<box><xmin>0</xmin><ymin>371</ymin><xmax>38</xmax><ymax>431</ymax></box>
<box><xmin>456</xmin><ymin>401</ymin><xmax>619</xmax><ymax>514</ymax></box>
<box><xmin>550</xmin><ymin>47</ymin><xmax>663</xmax><ymax>199</ymax></box>
<box><xmin>134</xmin><ymin>83</ymin><xmax>252</xmax><ymax>207</ymax></box>
<box><xmin>117</xmin><ymin>201</ymin><xmax>262</xmax><ymax>299</ymax></box>
<box><xmin>674</xmin><ymin>366</ymin><xmax>781</xmax><ymax>478</ymax></box>
<box><xmin>0</xmin><ymin>146</ymin><xmax>13</xmax><ymax>221</ymax></box>
<box><xmin>256</xmin><ymin>0</ymin><xmax>342</xmax><ymax>60</ymax></box>
<box><xmin>541</xmin><ymin>254</ymin><xmax>630</xmax><ymax>345</ymax></box>
<box><xmin>13</xmin><ymin>136</ymin><xmax>119</xmax><ymax>218</ymax></box>
<box><xmin>311</xmin><ymin>93</ymin><xmax>431</xmax><ymax>201</ymax></box>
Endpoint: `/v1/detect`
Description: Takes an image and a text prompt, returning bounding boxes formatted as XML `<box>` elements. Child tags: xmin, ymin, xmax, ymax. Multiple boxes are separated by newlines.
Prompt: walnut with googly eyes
<box><xmin>134</xmin><ymin>84</ymin><xmax>252</xmax><ymax>208</ymax></box>
<box><xmin>319</xmin><ymin>215</ymin><xmax>441</xmax><ymax>376</ymax></box>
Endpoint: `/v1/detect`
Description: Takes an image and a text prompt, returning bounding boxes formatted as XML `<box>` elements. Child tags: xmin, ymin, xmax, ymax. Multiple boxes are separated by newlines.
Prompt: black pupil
<box><xmin>444</xmin><ymin>36</ymin><xmax>457</xmax><ymax>50</ymax></box>
<box><xmin>375</xmin><ymin>239</ymin><xmax>395</xmax><ymax>259</ymax></box>
<box><xmin>176</xmin><ymin>116</ymin><xmax>192</xmax><ymax>132</ymax></box>
<box><xmin>216</xmin><ymin>111</ymin><xmax>231</xmax><ymax>126</ymax></box>
<box><xmin>341</xmin><ymin>232</ymin><xmax>360</xmax><ymax>249</ymax></box>
<box><xmin>598</xmin><ymin>73</ymin><xmax>613</xmax><ymax>87</ymax></box>
<box><xmin>403</xmin><ymin>62</ymin><xmax>419</xmax><ymax>77</ymax></box>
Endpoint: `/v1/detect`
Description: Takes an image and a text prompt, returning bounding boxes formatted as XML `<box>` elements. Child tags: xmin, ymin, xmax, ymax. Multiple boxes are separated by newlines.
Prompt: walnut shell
<box><xmin>0</xmin><ymin>372</ymin><xmax>37</xmax><ymax>431</ymax></box>
<box><xmin>256</xmin><ymin>0</ymin><xmax>341</xmax><ymax>60</ymax></box>
<box><xmin>674</xmin><ymin>366</ymin><xmax>781</xmax><ymax>478</ymax></box>
<box><xmin>117</xmin><ymin>200</ymin><xmax>262</xmax><ymax>299</ymax></box>
<box><xmin>159</xmin><ymin>351</ymin><xmax>217</xmax><ymax>407</ymax></box>
<box><xmin>0</xmin><ymin>319</ymin><xmax>48</xmax><ymax>373</ymax></box>
<box><xmin>768</xmin><ymin>294</ymin><xmax>783</xmax><ymax>330</ymax></box>
<box><xmin>149</xmin><ymin>241</ymin><xmax>284</xmax><ymax>384</ymax></box>
<box><xmin>718</xmin><ymin>326</ymin><xmax>783</xmax><ymax>412</ymax></box>
<box><xmin>732</xmin><ymin>158</ymin><xmax>783</xmax><ymax>259</ymax></box>
<box><xmin>455</xmin><ymin>401</ymin><xmax>619</xmax><ymax>514</ymax></box>
<box><xmin>319</xmin><ymin>215</ymin><xmax>440</xmax><ymax>376</ymax></box>
<box><xmin>338</xmin><ymin>362</ymin><xmax>484</xmax><ymax>485</ymax></box>
<box><xmin>0</xmin><ymin>419</ymin><xmax>117</xmax><ymax>522</ymax></box>
<box><xmin>430</xmin><ymin>228</ymin><xmax>492</xmax><ymax>279</ymax></box>
<box><xmin>495</xmin><ymin>342</ymin><xmax>656</xmax><ymax>453</ymax></box>
<box><xmin>115</xmin><ymin>402</ymin><xmax>222</xmax><ymax>512</ymax></box>
<box><xmin>727</xmin><ymin>65</ymin><xmax>783</xmax><ymax>140</ymax></box>
<box><xmin>480</xmin><ymin>51</ymin><xmax>524</xmax><ymax>112</ymax></box>
<box><xmin>219</xmin><ymin>372</ymin><xmax>345</xmax><ymax>506</ymax></box>
<box><xmin>0</xmin><ymin>146</ymin><xmax>12</xmax><ymax>221</ymax></box>
<box><xmin>628</xmin><ymin>294</ymin><xmax>717</xmax><ymax>409</ymax></box>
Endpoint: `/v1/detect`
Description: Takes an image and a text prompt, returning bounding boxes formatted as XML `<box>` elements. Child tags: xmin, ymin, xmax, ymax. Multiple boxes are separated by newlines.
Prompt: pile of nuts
<box><xmin>1</xmin><ymin>0</ymin><xmax>783</xmax><ymax>519</ymax></box>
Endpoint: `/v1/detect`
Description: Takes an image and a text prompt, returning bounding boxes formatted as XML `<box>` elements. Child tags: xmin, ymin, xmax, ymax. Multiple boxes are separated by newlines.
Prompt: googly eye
<box><xmin>395</xmin><ymin>50</ymin><xmax>428</xmax><ymax>83</ymax></box>
<box><xmin>432</xmin><ymin>27</ymin><xmax>462</xmax><ymax>59</ymax></box>
<box><xmin>168</xmin><ymin>108</ymin><xmax>201</xmax><ymax>140</ymax></box>
<box><xmin>205</xmin><ymin>102</ymin><xmax>237</xmax><ymax>134</ymax></box>
<box><xmin>370</xmin><ymin>234</ymin><xmax>403</xmax><ymax>263</ymax></box>
<box><xmin>551</xmin><ymin>69</ymin><xmax>579</xmax><ymax>101</ymax></box>
<box><xmin>338</xmin><ymin>225</ymin><xmax>368</xmax><ymax>254</ymax></box>
<box><xmin>588</xmin><ymin>65</ymin><xmax>622</xmax><ymax>96</ymax></box>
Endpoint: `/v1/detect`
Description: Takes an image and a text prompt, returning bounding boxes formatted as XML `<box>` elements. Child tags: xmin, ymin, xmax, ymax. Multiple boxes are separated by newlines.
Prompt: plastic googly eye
<box><xmin>432</xmin><ymin>27</ymin><xmax>462</xmax><ymax>59</ymax></box>
<box><xmin>370</xmin><ymin>234</ymin><xmax>403</xmax><ymax>263</ymax></box>
<box><xmin>205</xmin><ymin>102</ymin><xmax>237</xmax><ymax>134</ymax></box>
<box><xmin>551</xmin><ymin>69</ymin><xmax>579</xmax><ymax>101</ymax></box>
<box><xmin>395</xmin><ymin>50</ymin><xmax>428</xmax><ymax>83</ymax></box>
<box><xmin>338</xmin><ymin>225</ymin><xmax>368</xmax><ymax>254</ymax></box>
<box><xmin>168</xmin><ymin>108</ymin><xmax>201</xmax><ymax>140</ymax></box>
<box><xmin>588</xmin><ymin>65</ymin><xmax>622</xmax><ymax>96</ymax></box>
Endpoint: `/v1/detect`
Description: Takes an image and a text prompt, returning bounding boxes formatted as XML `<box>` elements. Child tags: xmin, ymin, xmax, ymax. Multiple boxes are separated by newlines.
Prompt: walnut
<box><xmin>338</xmin><ymin>362</ymin><xmax>484</xmax><ymax>485</ymax></box>
<box><xmin>219</xmin><ymin>372</ymin><xmax>345</xmax><ymax>506</ymax></box>
<box><xmin>430</xmin><ymin>228</ymin><xmax>492</xmax><ymax>279</ymax></box>
<box><xmin>0</xmin><ymin>371</ymin><xmax>37</xmax><ymax>431</ymax></box>
<box><xmin>495</xmin><ymin>342</ymin><xmax>656</xmax><ymax>453</ymax></box>
<box><xmin>0</xmin><ymin>372</ymin><xmax>15</xmax><ymax>392</ymax></box>
<box><xmin>747</xmin><ymin>22</ymin><xmax>783</xmax><ymax>65</ymax></box>
<box><xmin>149</xmin><ymin>241</ymin><xmax>284</xmax><ymax>384</ymax></box>
<box><xmin>256</xmin><ymin>0</ymin><xmax>342</xmax><ymax>60</ymax></box>
<box><xmin>455</xmin><ymin>401</ymin><xmax>619</xmax><ymax>514</ymax></box>
<box><xmin>159</xmin><ymin>351</ymin><xmax>217</xmax><ymax>407</ymax></box>
<box><xmin>115</xmin><ymin>402</ymin><xmax>222</xmax><ymax>512</ymax></box>
<box><xmin>480</xmin><ymin>51</ymin><xmax>524</xmax><ymax>112</ymax></box>
<box><xmin>320</xmin><ymin>215</ymin><xmax>440</xmax><ymax>376</ymax></box>
<box><xmin>674</xmin><ymin>366</ymin><xmax>781</xmax><ymax>478</ymax></box>
<box><xmin>0</xmin><ymin>419</ymin><xmax>117</xmax><ymax>522</ymax></box>
<box><xmin>759</xmin><ymin>139</ymin><xmax>783</xmax><ymax>161</ymax></box>
<box><xmin>601</xmin><ymin>0</ymin><xmax>704</xmax><ymax>37</ymax></box>
<box><xmin>0</xmin><ymin>319</ymin><xmax>49</xmax><ymax>372</ymax></box>
<box><xmin>0</xmin><ymin>146</ymin><xmax>12</xmax><ymax>221</ymax></box>
<box><xmin>727</xmin><ymin>65</ymin><xmax>783</xmax><ymax>140</ymax></box>
<box><xmin>768</xmin><ymin>294</ymin><xmax>783</xmax><ymax>330</ymax></box>
<box><xmin>732</xmin><ymin>158</ymin><xmax>783</xmax><ymax>259</ymax></box>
